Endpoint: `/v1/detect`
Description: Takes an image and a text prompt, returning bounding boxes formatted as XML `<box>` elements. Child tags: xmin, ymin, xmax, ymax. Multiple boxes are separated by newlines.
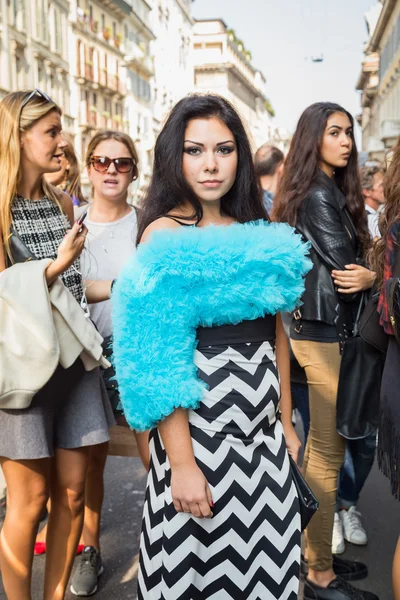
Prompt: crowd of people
<box><xmin>0</xmin><ymin>87</ymin><xmax>398</xmax><ymax>600</ymax></box>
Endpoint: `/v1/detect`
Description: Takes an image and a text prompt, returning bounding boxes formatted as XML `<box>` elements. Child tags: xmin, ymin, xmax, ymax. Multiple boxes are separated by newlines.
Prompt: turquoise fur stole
<box><xmin>112</xmin><ymin>221</ymin><xmax>311</xmax><ymax>431</ymax></box>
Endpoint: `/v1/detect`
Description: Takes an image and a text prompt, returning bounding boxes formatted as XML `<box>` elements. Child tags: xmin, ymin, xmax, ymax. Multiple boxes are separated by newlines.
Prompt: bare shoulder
<box><xmin>140</xmin><ymin>217</ymin><xmax>183</xmax><ymax>244</ymax></box>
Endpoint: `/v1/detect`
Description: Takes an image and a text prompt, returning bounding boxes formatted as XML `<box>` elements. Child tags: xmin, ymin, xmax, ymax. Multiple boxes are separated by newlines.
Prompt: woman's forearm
<box><xmin>158</xmin><ymin>408</ymin><xmax>196</xmax><ymax>469</ymax></box>
<box><xmin>275</xmin><ymin>313</ymin><xmax>292</xmax><ymax>426</ymax></box>
<box><xmin>85</xmin><ymin>280</ymin><xmax>113</xmax><ymax>303</ymax></box>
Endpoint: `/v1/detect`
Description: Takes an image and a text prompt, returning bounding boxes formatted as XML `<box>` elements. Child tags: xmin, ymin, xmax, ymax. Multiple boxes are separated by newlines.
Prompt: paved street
<box><xmin>0</xmin><ymin>440</ymin><xmax>397</xmax><ymax>599</ymax></box>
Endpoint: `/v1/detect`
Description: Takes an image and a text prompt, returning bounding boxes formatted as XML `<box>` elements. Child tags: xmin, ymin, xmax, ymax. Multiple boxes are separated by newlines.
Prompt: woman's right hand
<box><xmin>54</xmin><ymin>221</ymin><xmax>87</xmax><ymax>275</ymax></box>
<box><xmin>171</xmin><ymin>462</ymin><xmax>213</xmax><ymax>519</ymax></box>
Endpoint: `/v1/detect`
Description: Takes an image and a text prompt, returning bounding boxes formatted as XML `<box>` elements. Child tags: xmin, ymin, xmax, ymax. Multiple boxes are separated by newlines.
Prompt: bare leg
<box><xmin>36</xmin><ymin>498</ymin><xmax>51</xmax><ymax>544</ymax></box>
<box><xmin>393</xmin><ymin>537</ymin><xmax>400</xmax><ymax>600</ymax></box>
<box><xmin>43</xmin><ymin>446</ymin><xmax>89</xmax><ymax>600</ymax></box>
<box><xmin>0</xmin><ymin>457</ymin><xmax>50</xmax><ymax>600</ymax></box>
<box><xmin>80</xmin><ymin>443</ymin><xmax>109</xmax><ymax>550</ymax></box>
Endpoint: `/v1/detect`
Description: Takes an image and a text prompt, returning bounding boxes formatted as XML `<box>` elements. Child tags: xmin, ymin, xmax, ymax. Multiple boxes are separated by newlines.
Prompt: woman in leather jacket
<box><xmin>274</xmin><ymin>102</ymin><xmax>377</xmax><ymax>600</ymax></box>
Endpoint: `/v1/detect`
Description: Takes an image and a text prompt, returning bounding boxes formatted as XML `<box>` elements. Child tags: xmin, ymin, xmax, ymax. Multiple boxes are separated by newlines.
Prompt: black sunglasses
<box><xmin>90</xmin><ymin>156</ymin><xmax>135</xmax><ymax>173</ymax></box>
<box><xmin>21</xmin><ymin>89</ymin><xmax>52</xmax><ymax>109</ymax></box>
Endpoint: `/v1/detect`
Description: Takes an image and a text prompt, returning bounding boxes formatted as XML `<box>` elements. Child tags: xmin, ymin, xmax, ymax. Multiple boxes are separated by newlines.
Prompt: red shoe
<box><xmin>34</xmin><ymin>542</ymin><xmax>46</xmax><ymax>555</ymax></box>
<box><xmin>34</xmin><ymin>542</ymin><xmax>85</xmax><ymax>556</ymax></box>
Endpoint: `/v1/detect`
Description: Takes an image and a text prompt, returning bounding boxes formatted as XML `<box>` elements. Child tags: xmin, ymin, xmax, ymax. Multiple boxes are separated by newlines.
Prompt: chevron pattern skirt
<box><xmin>138</xmin><ymin>321</ymin><xmax>301</xmax><ymax>599</ymax></box>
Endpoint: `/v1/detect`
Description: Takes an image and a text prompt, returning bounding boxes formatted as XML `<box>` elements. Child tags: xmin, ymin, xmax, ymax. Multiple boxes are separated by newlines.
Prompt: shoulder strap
<box><xmin>163</xmin><ymin>215</ymin><xmax>195</xmax><ymax>227</ymax></box>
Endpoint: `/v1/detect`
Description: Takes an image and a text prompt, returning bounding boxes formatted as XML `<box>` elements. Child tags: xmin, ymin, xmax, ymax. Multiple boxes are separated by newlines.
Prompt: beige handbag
<box><xmin>107</xmin><ymin>418</ymin><xmax>140</xmax><ymax>458</ymax></box>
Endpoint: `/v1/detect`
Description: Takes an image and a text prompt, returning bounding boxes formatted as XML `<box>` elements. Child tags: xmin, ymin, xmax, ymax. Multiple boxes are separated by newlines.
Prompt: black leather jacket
<box><xmin>295</xmin><ymin>170</ymin><xmax>362</xmax><ymax>328</ymax></box>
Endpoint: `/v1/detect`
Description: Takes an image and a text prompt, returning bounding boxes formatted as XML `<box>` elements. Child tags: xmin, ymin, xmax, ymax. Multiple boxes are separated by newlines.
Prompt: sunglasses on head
<box><xmin>21</xmin><ymin>89</ymin><xmax>52</xmax><ymax>109</ymax></box>
<box><xmin>90</xmin><ymin>156</ymin><xmax>135</xmax><ymax>173</ymax></box>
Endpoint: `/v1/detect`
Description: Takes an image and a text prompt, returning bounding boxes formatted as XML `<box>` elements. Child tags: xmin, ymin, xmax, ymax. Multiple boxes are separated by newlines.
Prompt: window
<box><xmin>77</xmin><ymin>40</ymin><xmax>82</xmax><ymax>76</ymax></box>
<box><xmin>54</xmin><ymin>9</ymin><xmax>62</xmax><ymax>53</ymax></box>
<box><xmin>101</xmin><ymin>13</ymin><xmax>105</xmax><ymax>31</ymax></box>
<box><xmin>37</xmin><ymin>61</ymin><xmax>44</xmax><ymax>88</ymax></box>
<box><xmin>129</xmin><ymin>71</ymin><xmax>151</xmax><ymax>102</ymax></box>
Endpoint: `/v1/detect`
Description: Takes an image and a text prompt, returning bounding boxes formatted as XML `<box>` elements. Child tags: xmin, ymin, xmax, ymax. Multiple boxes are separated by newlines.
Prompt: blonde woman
<box><xmin>45</xmin><ymin>132</ymin><xmax>87</xmax><ymax>208</ymax></box>
<box><xmin>0</xmin><ymin>90</ymin><xmax>114</xmax><ymax>600</ymax></box>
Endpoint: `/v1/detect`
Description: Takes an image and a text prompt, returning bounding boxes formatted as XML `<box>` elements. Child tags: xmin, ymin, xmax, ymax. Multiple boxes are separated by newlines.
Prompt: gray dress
<box><xmin>0</xmin><ymin>196</ymin><xmax>114</xmax><ymax>460</ymax></box>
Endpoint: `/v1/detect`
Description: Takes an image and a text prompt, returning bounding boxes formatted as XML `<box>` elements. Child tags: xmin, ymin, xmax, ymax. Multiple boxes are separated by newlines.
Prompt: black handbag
<box><xmin>289</xmin><ymin>456</ymin><xmax>319</xmax><ymax>531</ymax></box>
<box><xmin>359</xmin><ymin>289</ymin><xmax>388</xmax><ymax>353</ymax></box>
<box><xmin>336</xmin><ymin>294</ymin><xmax>384</xmax><ymax>440</ymax></box>
<box><xmin>6</xmin><ymin>227</ymin><xmax>37</xmax><ymax>266</ymax></box>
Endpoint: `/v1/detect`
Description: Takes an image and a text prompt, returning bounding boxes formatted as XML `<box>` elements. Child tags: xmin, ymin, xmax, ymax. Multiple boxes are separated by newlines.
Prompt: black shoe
<box><xmin>304</xmin><ymin>576</ymin><xmax>379</xmax><ymax>600</ymax></box>
<box><xmin>301</xmin><ymin>555</ymin><xmax>368</xmax><ymax>582</ymax></box>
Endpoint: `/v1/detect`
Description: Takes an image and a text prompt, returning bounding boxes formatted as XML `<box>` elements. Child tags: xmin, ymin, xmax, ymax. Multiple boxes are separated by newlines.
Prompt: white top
<box><xmin>365</xmin><ymin>204</ymin><xmax>380</xmax><ymax>239</ymax></box>
<box><xmin>81</xmin><ymin>205</ymin><xmax>138</xmax><ymax>338</ymax></box>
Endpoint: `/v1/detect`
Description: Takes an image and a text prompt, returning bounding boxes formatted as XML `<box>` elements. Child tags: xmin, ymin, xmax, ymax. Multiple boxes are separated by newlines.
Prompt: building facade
<box><xmin>357</xmin><ymin>0</ymin><xmax>400</xmax><ymax>159</ymax></box>
<box><xmin>151</xmin><ymin>0</ymin><xmax>194</xmax><ymax>130</ymax></box>
<box><xmin>0</xmin><ymin>2</ymin><xmax>278</xmax><ymax>193</ymax></box>
<box><xmin>70</xmin><ymin>0</ymin><xmax>132</xmax><ymax>161</ymax></box>
<box><xmin>0</xmin><ymin>0</ymin><xmax>72</xmax><ymax>131</ymax></box>
<box><xmin>123</xmin><ymin>0</ymin><xmax>155</xmax><ymax>186</ymax></box>
<box><xmin>192</xmin><ymin>19</ymin><xmax>273</xmax><ymax>150</ymax></box>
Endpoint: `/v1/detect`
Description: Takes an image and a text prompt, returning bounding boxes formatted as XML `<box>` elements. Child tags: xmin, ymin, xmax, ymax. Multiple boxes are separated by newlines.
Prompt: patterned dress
<box><xmin>11</xmin><ymin>195</ymin><xmax>83</xmax><ymax>302</ymax></box>
<box><xmin>138</xmin><ymin>317</ymin><xmax>301</xmax><ymax>600</ymax></box>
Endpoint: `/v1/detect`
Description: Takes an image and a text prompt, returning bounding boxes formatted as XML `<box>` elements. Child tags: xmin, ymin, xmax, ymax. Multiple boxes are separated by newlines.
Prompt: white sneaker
<box><xmin>340</xmin><ymin>506</ymin><xmax>368</xmax><ymax>545</ymax></box>
<box><xmin>332</xmin><ymin>511</ymin><xmax>345</xmax><ymax>554</ymax></box>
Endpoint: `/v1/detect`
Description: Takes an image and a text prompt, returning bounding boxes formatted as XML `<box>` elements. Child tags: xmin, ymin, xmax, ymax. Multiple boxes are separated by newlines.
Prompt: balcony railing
<box><xmin>124</xmin><ymin>41</ymin><xmax>153</xmax><ymax>75</ymax></box>
<box><xmin>108</xmin><ymin>75</ymin><xmax>126</xmax><ymax>95</ymax></box>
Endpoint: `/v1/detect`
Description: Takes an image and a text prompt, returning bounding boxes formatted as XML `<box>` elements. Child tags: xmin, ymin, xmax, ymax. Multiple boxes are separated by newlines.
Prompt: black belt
<box><xmin>197</xmin><ymin>316</ymin><xmax>276</xmax><ymax>347</ymax></box>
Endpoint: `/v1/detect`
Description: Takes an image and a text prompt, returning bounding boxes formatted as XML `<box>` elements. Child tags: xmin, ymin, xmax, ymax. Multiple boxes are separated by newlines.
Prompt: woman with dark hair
<box><xmin>274</xmin><ymin>102</ymin><xmax>378</xmax><ymax>600</ymax></box>
<box><xmin>113</xmin><ymin>94</ymin><xmax>312</xmax><ymax>599</ymax></box>
<box><xmin>373</xmin><ymin>140</ymin><xmax>400</xmax><ymax>600</ymax></box>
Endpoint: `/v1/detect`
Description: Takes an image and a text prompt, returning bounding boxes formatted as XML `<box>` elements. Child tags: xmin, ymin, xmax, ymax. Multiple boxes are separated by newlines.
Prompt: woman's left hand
<box><xmin>332</xmin><ymin>264</ymin><xmax>376</xmax><ymax>294</ymax></box>
<box><xmin>282</xmin><ymin>422</ymin><xmax>301</xmax><ymax>464</ymax></box>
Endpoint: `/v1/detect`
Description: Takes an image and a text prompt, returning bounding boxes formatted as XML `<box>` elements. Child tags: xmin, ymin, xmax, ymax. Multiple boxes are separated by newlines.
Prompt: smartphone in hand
<box><xmin>76</xmin><ymin>210</ymin><xmax>88</xmax><ymax>227</ymax></box>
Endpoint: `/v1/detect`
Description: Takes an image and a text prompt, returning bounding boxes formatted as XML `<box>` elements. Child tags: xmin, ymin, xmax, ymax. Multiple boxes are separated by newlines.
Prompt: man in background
<box><xmin>360</xmin><ymin>165</ymin><xmax>385</xmax><ymax>239</ymax></box>
<box><xmin>254</xmin><ymin>144</ymin><xmax>284</xmax><ymax>216</ymax></box>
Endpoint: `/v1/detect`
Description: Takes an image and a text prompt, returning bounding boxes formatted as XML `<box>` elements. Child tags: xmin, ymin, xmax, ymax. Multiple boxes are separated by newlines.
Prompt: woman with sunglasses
<box><xmin>74</xmin><ymin>131</ymin><xmax>151</xmax><ymax>596</ymax></box>
<box><xmin>0</xmin><ymin>90</ymin><xmax>115</xmax><ymax>600</ymax></box>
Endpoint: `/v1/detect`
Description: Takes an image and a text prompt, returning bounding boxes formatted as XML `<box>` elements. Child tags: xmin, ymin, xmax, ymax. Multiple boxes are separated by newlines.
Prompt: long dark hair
<box><xmin>137</xmin><ymin>94</ymin><xmax>266</xmax><ymax>242</ymax></box>
<box><xmin>274</xmin><ymin>102</ymin><xmax>370</xmax><ymax>255</ymax></box>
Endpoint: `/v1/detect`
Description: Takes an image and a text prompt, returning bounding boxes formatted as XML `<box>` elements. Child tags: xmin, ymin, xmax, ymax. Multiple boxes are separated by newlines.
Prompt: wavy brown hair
<box><xmin>372</xmin><ymin>143</ymin><xmax>400</xmax><ymax>289</ymax></box>
<box><xmin>273</xmin><ymin>102</ymin><xmax>370</xmax><ymax>256</ymax></box>
<box><xmin>61</xmin><ymin>133</ymin><xmax>86</xmax><ymax>206</ymax></box>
